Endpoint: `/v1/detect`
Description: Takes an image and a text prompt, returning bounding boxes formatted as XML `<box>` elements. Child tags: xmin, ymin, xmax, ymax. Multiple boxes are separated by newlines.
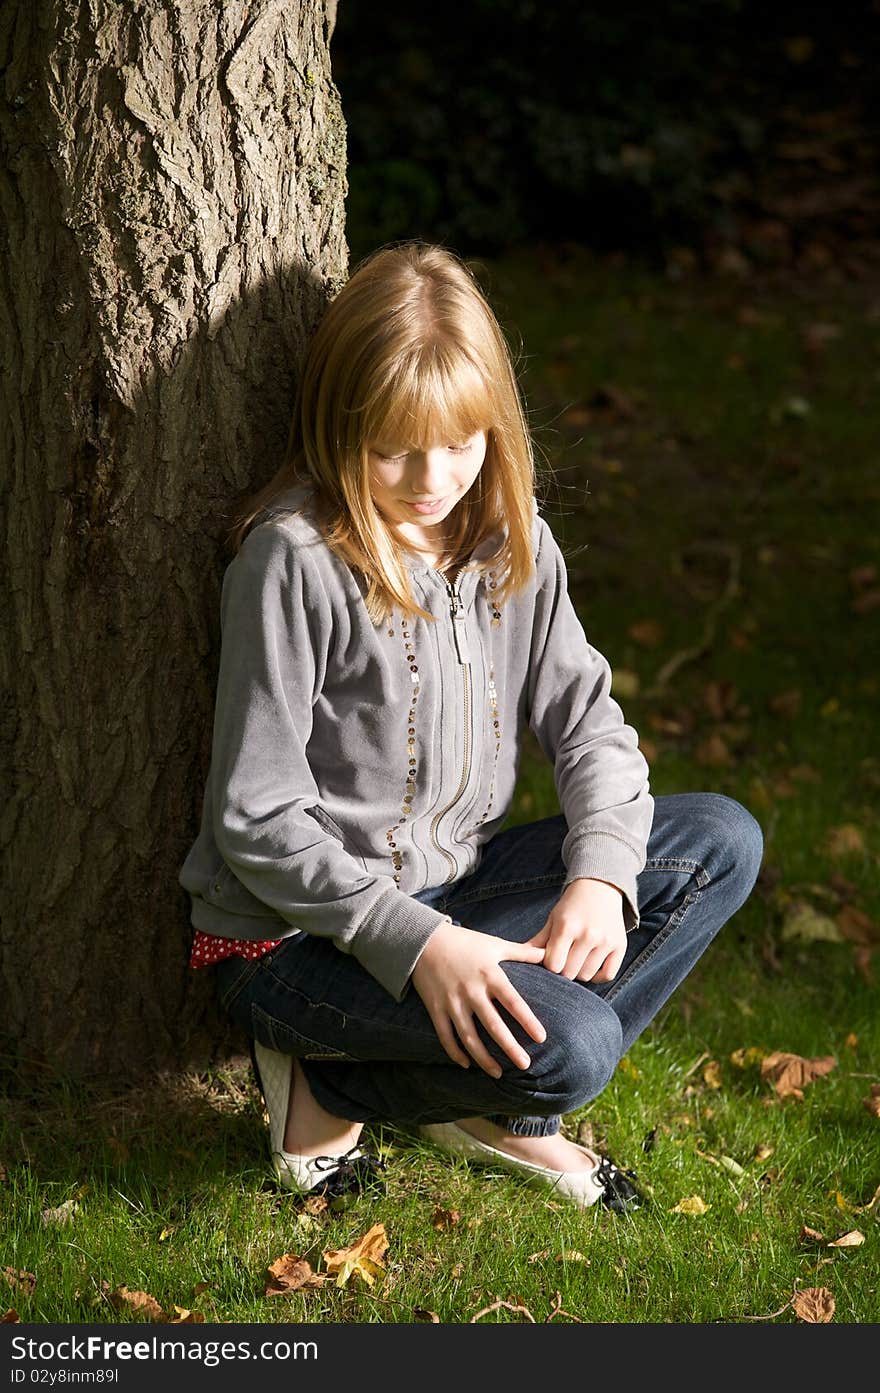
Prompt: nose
<box><xmin>408</xmin><ymin>448</ymin><xmax>450</xmax><ymax>497</ymax></box>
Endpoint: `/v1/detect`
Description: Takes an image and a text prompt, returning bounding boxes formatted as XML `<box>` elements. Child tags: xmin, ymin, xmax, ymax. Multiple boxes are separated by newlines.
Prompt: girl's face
<box><xmin>367</xmin><ymin>430</ymin><xmax>488</xmax><ymax>553</ymax></box>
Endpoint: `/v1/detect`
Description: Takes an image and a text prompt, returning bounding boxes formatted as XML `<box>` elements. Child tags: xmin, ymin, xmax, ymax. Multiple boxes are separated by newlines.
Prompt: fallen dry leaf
<box><xmin>862</xmin><ymin>1092</ymin><xmax>880</xmax><ymax>1119</ymax></box>
<box><xmin>2</xmin><ymin>1310</ymin><xmax>19</xmax><ymax>1322</ymax></box>
<box><xmin>556</xmin><ymin>1250</ymin><xmax>590</xmax><ymax>1264</ymax></box>
<box><xmin>760</xmin><ymin>1051</ymin><xmax>836</xmax><ymax>1100</ymax></box>
<box><xmin>754</xmin><ymin>1143</ymin><xmax>774</xmax><ymax>1162</ymax></box>
<box><xmin>836</xmin><ymin>1183</ymin><xmax>880</xmax><ymax>1214</ymax></box>
<box><xmin>41</xmin><ymin>1199</ymin><xmax>79</xmax><ymax>1227</ymax></box>
<box><xmin>323</xmin><ymin>1222</ymin><xmax>389</xmax><ymax>1288</ymax></box>
<box><xmin>695</xmin><ymin>733</ymin><xmax>732</xmax><ymax>767</ymax></box>
<box><xmin>669</xmin><ymin>1195</ymin><xmax>709</xmax><ymax>1215</ymax></box>
<box><xmin>193</xmin><ymin>1282</ymin><xmax>210</xmax><ymax>1297</ymax></box>
<box><xmin>781</xmin><ymin>902</ymin><xmax>843</xmax><ymax>944</ymax></box>
<box><xmin>800</xmin><ymin>1226</ymin><xmax>826</xmax><ymax>1243</ymax></box>
<box><xmin>703</xmin><ymin>1059</ymin><xmax>723</xmax><ymax>1089</ymax></box>
<box><xmin>828</xmin><ymin>1230</ymin><xmax>865</xmax><ymax>1248</ymax></box>
<box><xmin>826</xmin><ymin>825</ymin><xmax>866</xmax><ymax>859</ymax></box>
<box><xmin>612</xmin><ymin>668</ymin><xmax>640</xmax><ymax>700</ymax></box>
<box><xmin>108</xmin><ymin>1287</ymin><xmax>164</xmax><ymax>1321</ymax></box>
<box><xmin>166</xmin><ymin>1306</ymin><xmax>206</xmax><ymax>1323</ymax></box>
<box><xmin>769</xmin><ymin>689</ymin><xmax>803</xmax><ymax>718</ymax></box>
<box><xmin>2</xmin><ymin>1269</ymin><xmax>35</xmax><ymax>1297</ymax></box>
<box><xmin>730</xmin><ymin>1046</ymin><xmax>767</xmax><ymax>1069</ymax></box>
<box><xmin>431</xmin><ymin>1207</ymin><xmax>461</xmax><ymax>1231</ymax></box>
<box><xmin>844</xmin><ymin>1032</ymin><xmax>858</xmax><ymax>1049</ymax></box>
<box><xmin>265</xmin><ymin>1254</ymin><xmax>326</xmax><ymax>1296</ymax></box>
<box><xmin>303</xmin><ymin>1192</ymin><xmax>329</xmax><ymax>1216</ymax></box>
<box><xmin>413</xmin><ymin>1307</ymin><xmax>440</xmax><ymax>1322</ymax></box>
<box><xmin>792</xmin><ymin>1287</ymin><xmax>835</xmax><ymax>1323</ymax></box>
<box><xmin>836</xmin><ymin>905</ymin><xmax>877</xmax><ymax>944</ymax></box>
<box><xmin>628</xmin><ymin>619</ymin><xmax>665</xmax><ymax>647</ymax></box>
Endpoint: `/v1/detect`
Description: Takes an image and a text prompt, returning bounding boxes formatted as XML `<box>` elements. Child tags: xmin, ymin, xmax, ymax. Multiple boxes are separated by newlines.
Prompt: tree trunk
<box><xmin>0</xmin><ymin>1</ymin><xmax>347</xmax><ymax>1078</ymax></box>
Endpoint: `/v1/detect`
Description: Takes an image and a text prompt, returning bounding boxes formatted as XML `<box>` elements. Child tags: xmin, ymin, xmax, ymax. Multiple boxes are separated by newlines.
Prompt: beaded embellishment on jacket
<box><xmin>385</xmin><ymin>613</ymin><xmax>420</xmax><ymax>885</ymax></box>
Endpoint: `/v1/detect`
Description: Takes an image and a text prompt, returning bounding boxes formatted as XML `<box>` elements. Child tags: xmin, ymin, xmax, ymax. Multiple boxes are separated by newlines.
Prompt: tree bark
<box><xmin>0</xmin><ymin>0</ymin><xmax>347</xmax><ymax>1077</ymax></box>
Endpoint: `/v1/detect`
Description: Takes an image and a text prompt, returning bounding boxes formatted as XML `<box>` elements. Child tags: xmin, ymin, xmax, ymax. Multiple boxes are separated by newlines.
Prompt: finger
<box><xmin>592</xmin><ymin>944</ymin><xmax>626</xmax><ymax>983</ymax></box>
<box><xmin>430</xmin><ymin>1011</ymin><xmax>472</xmax><ymax>1069</ymax></box>
<box><xmin>525</xmin><ymin>924</ymin><xmax>551</xmax><ymax>949</ymax></box>
<box><xmin>500</xmin><ymin>940</ymin><xmax>546</xmax><ymax>964</ymax></box>
<box><xmin>471</xmin><ymin>1002</ymin><xmax>533</xmax><ymax>1073</ymax></box>
<box><xmin>451</xmin><ymin>1009</ymin><xmax>508</xmax><ymax>1077</ymax></box>
<box><xmin>544</xmin><ymin>935</ymin><xmax>573</xmax><ymax>975</ymax></box>
<box><xmin>495</xmin><ymin>980</ymin><xmax>546</xmax><ymax>1044</ymax></box>
<box><xmin>574</xmin><ymin>945</ymin><xmax>613</xmax><ymax>983</ymax></box>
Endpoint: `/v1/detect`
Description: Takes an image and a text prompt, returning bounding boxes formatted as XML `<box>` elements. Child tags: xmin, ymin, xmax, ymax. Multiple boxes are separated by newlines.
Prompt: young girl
<box><xmin>180</xmin><ymin>242</ymin><xmax>763</xmax><ymax>1212</ymax></box>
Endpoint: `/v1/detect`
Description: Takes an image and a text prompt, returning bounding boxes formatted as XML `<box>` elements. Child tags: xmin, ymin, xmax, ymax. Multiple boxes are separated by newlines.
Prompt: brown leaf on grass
<box><xmin>432</xmin><ymin>1206</ymin><xmax>461</xmax><ymax>1231</ymax></box>
<box><xmin>41</xmin><ymin>1199</ymin><xmax>78</xmax><ymax>1227</ymax></box>
<box><xmin>754</xmin><ymin>1143</ymin><xmax>774</xmax><ymax>1162</ymax></box>
<box><xmin>836</xmin><ymin>1183</ymin><xmax>880</xmax><ymax>1214</ymax></box>
<box><xmin>108</xmin><ymin>1287</ymin><xmax>164</xmax><ymax>1321</ymax></box>
<box><xmin>265</xmin><ymin>1254</ymin><xmax>326</xmax><ymax>1296</ymax></box>
<box><xmin>695</xmin><ymin>733</ymin><xmax>732</xmax><ymax>767</ymax></box>
<box><xmin>844</xmin><ymin>1032</ymin><xmax>858</xmax><ymax>1049</ymax></box>
<box><xmin>2</xmin><ymin>1309</ymin><xmax>19</xmax><ymax>1322</ymax></box>
<box><xmin>799</xmin><ymin>1226</ymin><xmax>826</xmax><ymax>1243</ymax></box>
<box><xmin>826</xmin><ymin>825</ymin><xmax>866</xmax><ymax>859</ymax></box>
<box><xmin>193</xmin><ymin>1282</ymin><xmax>210</xmax><ymax>1297</ymax></box>
<box><xmin>167</xmin><ymin>1306</ymin><xmax>206</xmax><ymax>1323</ymax></box>
<box><xmin>628</xmin><ymin>619</ymin><xmax>665</xmax><ymax>647</ymax></box>
<box><xmin>323</xmin><ymin>1222</ymin><xmax>389</xmax><ymax>1288</ymax></box>
<box><xmin>863</xmin><ymin>1091</ymin><xmax>880</xmax><ymax>1119</ymax></box>
<box><xmin>703</xmin><ymin>1060</ymin><xmax>723</xmax><ymax>1089</ymax></box>
<box><xmin>760</xmin><ymin>1051</ymin><xmax>836</xmax><ymax>1100</ymax></box>
<box><xmin>730</xmin><ymin>1046</ymin><xmax>767</xmax><ymax>1069</ymax></box>
<box><xmin>303</xmin><ymin>1192</ymin><xmax>329</xmax><ymax>1216</ymax></box>
<box><xmin>703</xmin><ymin>681</ymin><xmax>738</xmax><ymax>720</ymax></box>
<box><xmin>781</xmin><ymin>902</ymin><xmax>843</xmax><ymax>944</ymax></box>
<box><xmin>836</xmin><ymin>905</ymin><xmax>877</xmax><ymax>945</ymax></box>
<box><xmin>849</xmin><ymin>563</ymin><xmax>878</xmax><ymax>590</ymax></box>
<box><xmin>556</xmin><ymin>1250</ymin><xmax>590</xmax><ymax>1264</ymax></box>
<box><xmin>792</xmin><ymin>1287</ymin><xmax>835</xmax><ymax>1323</ymax></box>
<box><xmin>851</xmin><ymin>589</ymin><xmax>880</xmax><ymax>614</ymax></box>
<box><xmin>828</xmin><ymin>1230</ymin><xmax>865</xmax><ymax>1248</ymax></box>
<box><xmin>526</xmin><ymin>1250</ymin><xmax>550</xmax><ymax>1264</ymax></box>
<box><xmin>769</xmin><ymin>689</ymin><xmax>803</xmax><ymax>718</ymax></box>
<box><xmin>413</xmin><ymin>1307</ymin><xmax>441</xmax><ymax>1322</ymax></box>
<box><xmin>854</xmin><ymin>947</ymin><xmax>874</xmax><ymax>985</ymax></box>
<box><xmin>2</xmin><ymin>1269</ymin><xmax>35</xmax><ymax>1296</ymax></box>
<box><xmin>669</xmin><ymin>1195</ymin><xmax>709</xmax><ymax>1215</ymax></box>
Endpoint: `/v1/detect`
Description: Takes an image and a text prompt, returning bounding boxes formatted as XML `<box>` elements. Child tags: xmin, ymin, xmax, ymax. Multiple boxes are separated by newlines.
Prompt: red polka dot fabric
<box><xmin>189</xmin><ymin>930</ymin><xmax>282</xmax><ymax>969</ymax></box>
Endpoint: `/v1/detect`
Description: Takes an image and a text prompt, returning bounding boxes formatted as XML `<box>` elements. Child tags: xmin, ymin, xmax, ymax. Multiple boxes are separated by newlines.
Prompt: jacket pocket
<box><xmin>203</xmin><ymin>862</ymin><xmax>283</xmax><ymax>918</ymax></box>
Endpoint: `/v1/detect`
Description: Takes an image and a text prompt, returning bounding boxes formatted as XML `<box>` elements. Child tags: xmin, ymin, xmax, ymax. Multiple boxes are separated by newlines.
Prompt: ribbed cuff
<box><xmin>350</xmin><ymin>888</ymin><xmax>452</xmax><ymax>1000</ymax></box>
<box><xmin>563</xmin><ymin>831</ymin><xmax>642</xmax><ymax>932</ymax></box>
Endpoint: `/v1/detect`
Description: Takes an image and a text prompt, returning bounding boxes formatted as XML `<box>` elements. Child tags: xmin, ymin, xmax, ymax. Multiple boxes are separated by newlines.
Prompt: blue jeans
<box><xmin>214</xmin><ymin>793</ymin><xmax>763</xmax><ymax>1137</ymax></box>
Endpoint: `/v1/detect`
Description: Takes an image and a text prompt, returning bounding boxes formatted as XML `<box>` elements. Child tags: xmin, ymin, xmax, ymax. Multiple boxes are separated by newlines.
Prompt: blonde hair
<box><xmin>227</xmin><ymin>242</ymin><xmax>538</xmax><ymax>623</ymax></box>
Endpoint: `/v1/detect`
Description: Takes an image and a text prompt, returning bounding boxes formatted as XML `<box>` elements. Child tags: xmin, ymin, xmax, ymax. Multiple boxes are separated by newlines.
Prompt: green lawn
<box><xmin>2</xmin><ymin>248</ymin><xmax>878</xmax><ymax>1325</ymax></box>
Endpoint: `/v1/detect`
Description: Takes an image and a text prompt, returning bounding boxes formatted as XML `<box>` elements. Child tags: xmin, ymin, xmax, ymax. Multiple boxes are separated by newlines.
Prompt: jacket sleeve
<box><xmin>525</xmin><ymin>519</ymin><xmax>654</xmax><ymax>930</ymax></box>
<box><xmin>209</xmin><ymin>521</ymin><xmax>450</xmax><ymax>1000</ymax></box>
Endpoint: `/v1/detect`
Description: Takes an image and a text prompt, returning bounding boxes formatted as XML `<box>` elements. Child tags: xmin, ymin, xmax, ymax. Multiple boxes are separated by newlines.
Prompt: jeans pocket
<box><xmin>215</xmin><ymin>955</ymin><xmax>265</xmax><ymax>1014</ymax></box>
<box><xmin>250</xmin><ymin>1001</ymin><xmax>355</xmax><ymax>1061</ymax></box>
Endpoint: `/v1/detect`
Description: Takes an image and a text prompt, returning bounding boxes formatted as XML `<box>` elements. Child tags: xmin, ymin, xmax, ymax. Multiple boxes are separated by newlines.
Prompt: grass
<box><xmin>2</xmin><ymin>247</ymin><xmax>878</xmax><ymax>1326</ymax></box>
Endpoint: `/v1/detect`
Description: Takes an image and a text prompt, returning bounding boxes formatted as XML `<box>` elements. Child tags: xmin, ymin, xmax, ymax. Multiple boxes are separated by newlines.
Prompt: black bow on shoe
<box><xmin>595</xmin><ymin>1156</ymin><xmax>643</xmax><ymax>1212</ymax></box>
<box><xmin>310</xmin><ymin>1145</ymin><xmax>386</xmax><ymax>1199</ymax></box>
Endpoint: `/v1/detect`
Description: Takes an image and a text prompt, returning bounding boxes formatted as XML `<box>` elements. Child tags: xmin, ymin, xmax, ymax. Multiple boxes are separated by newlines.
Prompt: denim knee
<box><xmin>700</xmin><ymin>793</ymin><xmax>764</xmax><ymax>900</ymax></box>
<box><xmin>507</xmin><ymin>996</ymin><xmax>623</xmax><ymax>1115</ymax></box>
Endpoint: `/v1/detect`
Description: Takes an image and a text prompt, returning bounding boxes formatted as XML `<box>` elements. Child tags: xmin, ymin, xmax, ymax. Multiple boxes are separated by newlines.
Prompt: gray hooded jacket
<box><xmin>179</xmin><ymin>486</ymin><xmax>654</xmax><ymax>1000</ymax></box>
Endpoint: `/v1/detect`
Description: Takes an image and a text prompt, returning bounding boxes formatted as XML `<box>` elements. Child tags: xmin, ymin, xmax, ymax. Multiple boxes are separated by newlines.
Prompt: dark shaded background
<box><xmin>333</xmin><ymin>0</ymin><xmax>880</xmax><ymax>271</ymax></box>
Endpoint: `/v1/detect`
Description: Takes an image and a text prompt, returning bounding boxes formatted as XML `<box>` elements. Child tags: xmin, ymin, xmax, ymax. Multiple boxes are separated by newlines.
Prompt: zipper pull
<box><xmin>447</xmin><ymin>582</ymin><xmax>471</xmax><ymax>665</ymax></box>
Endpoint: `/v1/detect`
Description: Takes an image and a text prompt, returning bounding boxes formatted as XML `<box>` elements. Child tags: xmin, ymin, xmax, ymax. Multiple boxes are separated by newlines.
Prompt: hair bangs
<box><xmin>360</xmin><ymin>345</ymin><xmax>493</xmax><ymax>453</ymax></box>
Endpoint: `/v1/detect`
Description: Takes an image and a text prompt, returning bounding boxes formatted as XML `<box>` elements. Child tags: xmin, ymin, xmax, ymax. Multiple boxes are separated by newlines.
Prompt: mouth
<box><xmin>405</xmin><ymin>497</ymin><xmax>448</xmax><ymax>515</ymax></box>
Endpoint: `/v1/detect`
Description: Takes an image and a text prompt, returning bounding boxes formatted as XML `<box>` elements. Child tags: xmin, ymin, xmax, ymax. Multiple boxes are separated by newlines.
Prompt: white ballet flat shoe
<box><xmin>250</xmin><ymin>1040</ymin><xmax>384</xmax><ymax>1197</ymax></box>
<box><xmin>419</xmin><ymin>1121</ymin><xmax>641</xmax><ymax>1211</ymax></box>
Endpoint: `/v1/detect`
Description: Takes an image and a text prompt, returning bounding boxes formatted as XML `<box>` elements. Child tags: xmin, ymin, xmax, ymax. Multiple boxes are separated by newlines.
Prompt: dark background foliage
<box><xmin>333</xmin><ymin>0</ymin><xmax>880</xmax><ymax>269</ymax></box>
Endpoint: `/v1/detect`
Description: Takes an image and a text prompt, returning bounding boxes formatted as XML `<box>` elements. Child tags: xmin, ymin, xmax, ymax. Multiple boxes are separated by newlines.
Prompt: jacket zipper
<box><xmin>429</xmin><ymin>578</ymin><xmax>473</xmax><ymax>883</ymax></box>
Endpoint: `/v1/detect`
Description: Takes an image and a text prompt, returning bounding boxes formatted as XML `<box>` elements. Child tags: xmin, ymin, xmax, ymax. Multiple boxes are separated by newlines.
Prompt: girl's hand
<box><xmin>527</xmin><ymin>878</ymin><xmax>627</xmax><ymax>984</ymax></box>
<box><xmin>411</xmin><ymin>921</ymin><xmax>547</xmax><ymax>1077</ymax></box>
